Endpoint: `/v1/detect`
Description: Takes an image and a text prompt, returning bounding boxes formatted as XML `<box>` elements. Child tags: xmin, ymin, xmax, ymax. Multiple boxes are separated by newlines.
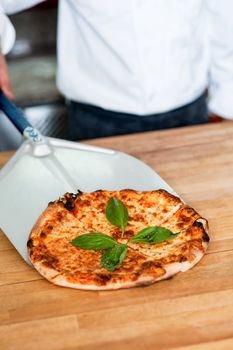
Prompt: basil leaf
<box><xmin>130</xmin><ymin>226</ymin><xmax>179</xmax><ymax>244</ymax></box>
<box><xmin>151</xmin><ymin>227</ymin><xmax>179</xmax><ymax>243</ymax></box>
<box><xmin>101</xmin><ymin>244</ymin><xmax>128</xmax><ymax>271</ymax></box>
<box><xmin>129</xmin><ymin>226</ymin><xmax>157</xmax><ymax>243</ymax></box>
<box><xmin>106</xmin><ymin>197</ymin><xmax>129</xmax><ymax>237</ymax></box>
<box><xmin>70</xmin><ymin>233</ymin><xmax>117</xmax><ymax>250</ymax></box>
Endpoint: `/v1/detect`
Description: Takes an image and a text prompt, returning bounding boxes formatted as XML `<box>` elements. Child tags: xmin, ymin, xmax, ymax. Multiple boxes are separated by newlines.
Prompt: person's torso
<box><xmin>57</xmin><ymin>0</ymin><xmax>209</xmax><ymax>114</ymax></box>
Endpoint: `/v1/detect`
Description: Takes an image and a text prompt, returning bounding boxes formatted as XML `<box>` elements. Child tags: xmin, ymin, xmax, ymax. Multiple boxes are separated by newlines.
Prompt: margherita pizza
<box><xmin>27</xmin><ymin>189</ymin><xmax>209</xmax><ymax>290</ymax></box>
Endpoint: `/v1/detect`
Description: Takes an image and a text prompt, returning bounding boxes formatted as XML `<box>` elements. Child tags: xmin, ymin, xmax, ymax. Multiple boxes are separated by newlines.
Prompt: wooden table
<box><xmin>1</xmin><ymin>122</ymin><xmax>233</xmax><ymax>350</ymax></box>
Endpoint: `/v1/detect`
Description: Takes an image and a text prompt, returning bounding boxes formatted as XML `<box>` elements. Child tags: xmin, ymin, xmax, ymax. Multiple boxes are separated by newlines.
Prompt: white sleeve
<box><xmin>0</xmin><ymin>5</ymin><xmax>15</xmax><ymax>54</ymax></box>
<box><xmin>0</xmin><ymin>1</ymin><xmax>45</xmax><ymax>54</ymax></box>
<box><xmin>206</xmin><ymin>0</ymin><xmax>233</xmax><ymax>119</ymax></box>
<box><xmin>0</xmin><ymin>1</ymin><xmax>45</xmax><ymax>15</ymax></box>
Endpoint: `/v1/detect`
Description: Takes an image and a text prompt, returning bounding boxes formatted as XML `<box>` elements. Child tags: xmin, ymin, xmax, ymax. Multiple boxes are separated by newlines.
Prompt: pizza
<box><xmin>27</xmin><ymin>189</ymin><xmax>209</xmax><ymax>290</ymax></box>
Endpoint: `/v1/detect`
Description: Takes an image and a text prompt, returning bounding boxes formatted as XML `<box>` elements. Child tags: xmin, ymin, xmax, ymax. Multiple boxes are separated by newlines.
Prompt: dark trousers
<box><xmin>67</xmin><ymin>93</ymin><xmax>208</xmax><ymax>141</ymax></box>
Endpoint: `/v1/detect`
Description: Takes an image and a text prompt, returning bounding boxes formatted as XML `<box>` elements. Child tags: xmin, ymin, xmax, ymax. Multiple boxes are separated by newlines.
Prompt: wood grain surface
<box><xmin>1</xmin><ymin>122</ymin><xmax>233</xmax><ymax>350</ymax></box>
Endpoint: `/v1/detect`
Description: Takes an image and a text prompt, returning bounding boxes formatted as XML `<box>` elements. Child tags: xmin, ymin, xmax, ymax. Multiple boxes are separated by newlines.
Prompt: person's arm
<box><xmin>0</xmin><ymin>4</ymin><xmax>15</xmax><ymax>98</ymax></box>
<box><xmin>0</xmin><ymin>0</ymin><xmax>46</xmax><ymax>98</ymax></box>
<box><xmin>0</xmin><ymin>51</ymin><xmax>14</xmax><ymax>99</ymax></box>
<box><xmin>206</xmin><ymin>0</ymin><xmax>233</xmax><ymax>121</ymax></box>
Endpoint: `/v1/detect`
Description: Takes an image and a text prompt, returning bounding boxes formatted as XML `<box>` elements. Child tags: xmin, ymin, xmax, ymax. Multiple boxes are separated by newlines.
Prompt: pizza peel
<box><xmin>0</xmin><ymin>91</ymin><xmax>177</xmax><ymax>264</ymax></box>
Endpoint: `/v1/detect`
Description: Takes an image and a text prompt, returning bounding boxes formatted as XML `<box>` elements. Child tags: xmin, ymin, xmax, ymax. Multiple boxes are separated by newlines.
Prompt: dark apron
<box><xmin>67</xmin><ymin>93</ymin><xmax>208</xmax><ymax>141</ymax></box>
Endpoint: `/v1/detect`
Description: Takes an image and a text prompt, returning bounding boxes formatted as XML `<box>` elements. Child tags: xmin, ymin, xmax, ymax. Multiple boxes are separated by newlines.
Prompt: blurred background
<box><xmin>0</xmin><ymin>0</ymin><xmax>67</xmax><ymax>151</ymax></box>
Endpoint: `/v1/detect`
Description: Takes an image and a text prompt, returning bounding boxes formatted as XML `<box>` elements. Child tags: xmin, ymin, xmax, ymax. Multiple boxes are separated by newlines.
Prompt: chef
<box><xmin>0</xmin><ymin>0</ymin><xmax>233</xmax><ymax>140</ymax></box>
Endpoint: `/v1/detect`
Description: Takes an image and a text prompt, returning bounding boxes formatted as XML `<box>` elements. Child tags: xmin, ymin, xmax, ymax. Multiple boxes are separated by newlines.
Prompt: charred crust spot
<box><xmin>56</xmin><ymin>212</ymin><xmax>63</xmax><ymax>221</ymax></box>
<box><xmin>55</xmin><ymin>192</ymin><xmax>80</xmax><ymax>207</ymax></box>
<box><xmin>42</xmin><ymin>255</ymin><xmax>59</xmax><ymax>268</ymax></box>
<box><xmin>133</xmin><ymin>214</ymin><xmax>144</xmax><ymax>222</ymax></box>
<box><xmin>202</xmin><ymin>232</ymin><xmax>210</xmax><ymax>242</ymax></box>
<box><xmin>67</xmin><ymin>192</ymin><xmax>80</xmax><ymax>199</ymax></box>
<box><xmin>111</xmin><ymin>229</ymin><xmax>122</xmax><ymax>240</ymax></box>
<box><xmin>154</xmin><ymin>262</ymin><xmax>163</xmax><ymax>269</ymax></box>
<box><xmin>127</xmin><ymin>205</ymin><xmax>135</xmax><ymax>211</ymax></box>
<box><xmin>141</xmin><ymin>261</ymin><xmax>162</xmax><ymax>269</ymax></box>
<box><xmin>76</xmin><ymin>190</ymin><xmax>83</xmax><ymax>196</ymax></box>
<box><xmin>184</xmin><ymin>207</ymin><xmax>195</xmax><ymax>214</ymax></box>
<box><xmin>131</xmin><ymin>272</ymin><xmax>140</xmax><ymax>281</ymax></box>
<box><xmin>156</xmin><ymin>189</ymin><xmax>181</xmax><ymax>201</ymax></box>
<box><xmin>27</xmin><ymin>239</ymin><xmax>34</xmax><ymax>248</ymax></box>
<box><xmin>189</xmin><ymin>239</ymin><xmax>204</xmax><ymax>251</ymax></box>
<box><xmin>96</xmin><ymin>273</ymin><xmax>112</xmax><ymax>284</ymax></box>
<box><xmin>97</xmin><ymin>203</ymin><xmax>105</xmax><ymax>211</ymax></box>
<box><xmin>177</xmin><ymin>223</ymin><xmax>186</xmax><ymax>230</ymax></box>
<box><xmin>155</xmin><ymin>189</ymin><xmax>164</xmax><ymax>194</ymax></box>
<box><xmin>94</xmin><ymin>189</ymin><xmax>104</xmax><ymax>194</ymax></box>
<box><xmin>120</xmin><ymin>189</ymin><xmax>137</xmax><ymax>195</ymax></box>
<box><xmin>193</xmin><ymin>221</ymin><xmax>210</xmax><ymax>242</ymax></box>
<box><xmin>180</xmin><ymin>244</ymin><xmax>189</xmax><ymax>253</ymax></box>
<box><xmin>124</xmin><ymin>230</ymin><xmax>134</xmax><ymax>239</ymax></box>
<box><xmin>40</xmin><ymin>231</ymin><xmax>47</xmax><ymax>238</ymax></box>
<box><xmin>47</xmin><ymin>225</ymin><xmax>53</xmax><ymax>230</ymax></box>
<box><xmin>193</xmin><ymin>221</ymin><xmax>204</xmax><ymax>229</ymax></box>
<box><xmin>141</xmin><ymin>261</ymin><xmax>154</xmax><ymax>269</ymax></box>
<box><xmin>179</xmin><ymin>215</ymin><xmax>192</xmax><ymax>223</ymax></box>
<box><xmin>179</xmin><ymin>255</ymin><xmax>187</xmax><ymax>262</ymax></box>
<box><xmin>64</xmin><ymin>198</ymin><xmax>75</xmax><ymax>211</ymax></box>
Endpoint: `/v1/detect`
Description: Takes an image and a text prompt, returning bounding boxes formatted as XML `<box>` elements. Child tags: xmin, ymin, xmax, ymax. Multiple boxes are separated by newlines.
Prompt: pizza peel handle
<box><xmin>0</xmin><ymin>90</ymin><xmax>31</xmax><ymax>132</ymax></box>
<box><xmin>0</xmin><ymin>90</ymin><xmax>52</xmax><ymax>156</ymax></box>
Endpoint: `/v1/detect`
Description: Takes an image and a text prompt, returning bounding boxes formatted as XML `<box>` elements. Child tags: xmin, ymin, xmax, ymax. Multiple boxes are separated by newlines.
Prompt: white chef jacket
<box><xmin>0</xmin><ymin>0</ymin><xmax>233</xmax><ymax>118</ymax></box>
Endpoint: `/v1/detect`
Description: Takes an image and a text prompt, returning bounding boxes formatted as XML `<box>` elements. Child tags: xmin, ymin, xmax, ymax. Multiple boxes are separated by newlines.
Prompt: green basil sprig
<box><xmin>70</xmin><ymin>197</ymin><xmax>180</xmax><ymax>272</ymax></box>
<box><xmin>70</xmin><ymin>233</ymin><xmax>117</xmax><ymax>250</ymax></box>
<box><xmin>130</xmin><ymin>226</ymin><xmax>179</xmax><ymax>244</ymax></box>
<box><xmin>101</xmin><ymin>244</ymin><xmax>128</xmax><ymax>272</ymax></box>
<box><xmin>70</xmin><ymin>233</ymin><xmax>128</xmax><ymax>272</ymax></box>
<box><xmin>106</xmin><ymin>197</ymin><xmax>129</xmax><ymax>237</ymax></box>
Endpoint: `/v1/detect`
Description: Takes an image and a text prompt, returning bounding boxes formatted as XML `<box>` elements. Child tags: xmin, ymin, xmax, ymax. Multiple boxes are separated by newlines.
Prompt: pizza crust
<box><xmin>32</xmin><ymin>245</ymin><xmax>208</xmax><ymax>291</ymax></box>
<box><xmin>28</xmin><ymin>189</ymin><xmax>209</xmax><ymax>290</ymax></box>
